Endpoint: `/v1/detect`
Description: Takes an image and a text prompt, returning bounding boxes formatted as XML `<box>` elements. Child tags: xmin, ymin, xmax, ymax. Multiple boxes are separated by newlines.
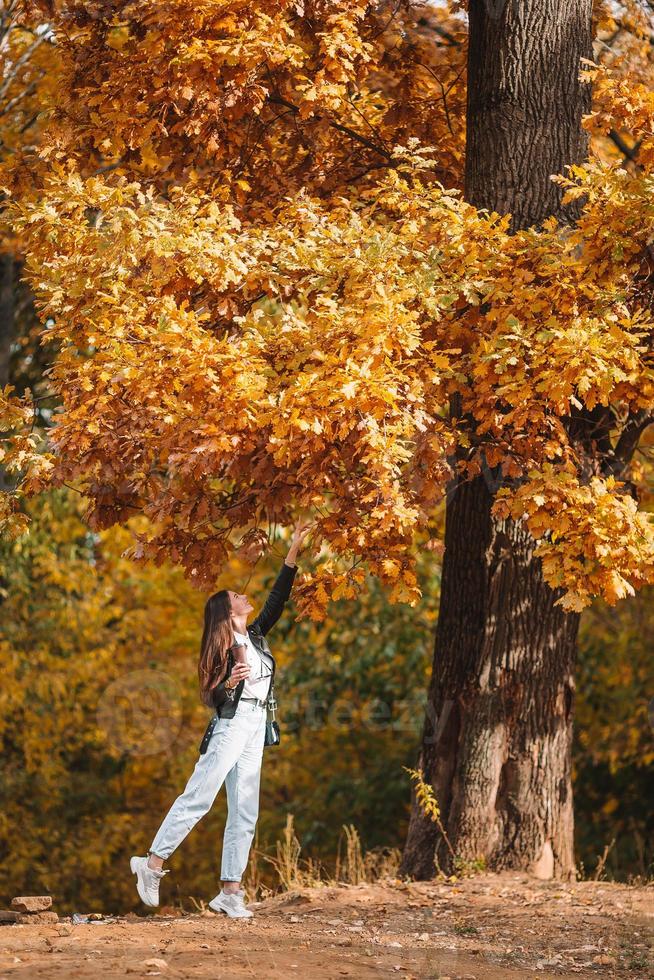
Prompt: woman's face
<box><xmin>228</xmin><ymin>590</ymin><xmax>254</xmax><ymax>619</ymax></box>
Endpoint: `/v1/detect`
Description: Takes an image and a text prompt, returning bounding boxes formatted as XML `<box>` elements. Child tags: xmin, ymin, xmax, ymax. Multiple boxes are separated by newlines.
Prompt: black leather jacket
<box><xmin>198</xmin><ymin>560</ymin><xmax>297</xmax><ymax>753</ymax></box>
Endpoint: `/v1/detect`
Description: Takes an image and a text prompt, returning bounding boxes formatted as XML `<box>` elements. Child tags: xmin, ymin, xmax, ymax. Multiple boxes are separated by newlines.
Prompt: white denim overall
<box><xmin>149</xmin><ymin>698</ymin><xmax>266</xmax><ymax>881</ymax></box>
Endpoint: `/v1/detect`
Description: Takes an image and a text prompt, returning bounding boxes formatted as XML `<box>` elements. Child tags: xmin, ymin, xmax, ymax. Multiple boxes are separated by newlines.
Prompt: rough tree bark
<box><xmin>400</xmin><ymin>0</ymin><xmax>593</xmax><ymax>881</ymax></box>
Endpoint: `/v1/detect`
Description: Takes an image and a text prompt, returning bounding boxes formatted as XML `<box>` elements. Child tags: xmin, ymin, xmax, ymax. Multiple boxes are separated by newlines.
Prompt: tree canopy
<box><xmin>1</xmin><ymin>0</ymin><xmax>653</xmax><ymax>619</ymax></box>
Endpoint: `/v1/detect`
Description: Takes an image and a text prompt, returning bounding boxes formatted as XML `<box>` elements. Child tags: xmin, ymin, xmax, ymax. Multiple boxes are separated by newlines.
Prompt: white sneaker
<box><xmin>208</xmin><ymin>889</ymin><xmax>253</xmax><ymax>918</ymax></box>
<box><xmin>130</xmin><ymin>855</ymin><xmax>169</xmax><ymax>907</ymax></box>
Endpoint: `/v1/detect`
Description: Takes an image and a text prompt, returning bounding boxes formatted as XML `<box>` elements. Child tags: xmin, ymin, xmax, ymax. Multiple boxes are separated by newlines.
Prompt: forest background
<box><xmin>0</xmin><ymin>0</ymin><xmax>652</xmax><ymax>913</ymax></box>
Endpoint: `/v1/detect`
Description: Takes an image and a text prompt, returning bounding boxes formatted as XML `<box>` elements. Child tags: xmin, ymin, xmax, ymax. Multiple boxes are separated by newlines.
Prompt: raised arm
<box><xmin>249</xmin><ymin>520</ymin><xmax>312</xmax><ymax>637</ymax></box>
<box><xmin>249</xmin><ymin>560</ymin><xmax>297</xmax><ymax>636</ymax></box>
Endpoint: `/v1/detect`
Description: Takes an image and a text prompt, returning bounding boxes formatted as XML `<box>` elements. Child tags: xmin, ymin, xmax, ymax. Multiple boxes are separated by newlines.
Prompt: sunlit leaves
<box><xmin>494</xmin><ymin>470</ymin><xmax>654</xmax><ymax>612</ymax></box>
<box><xmin>0</xmin><ymin>385</ymin><xmax>54</xmax><ymax>537</ymax></box>
<box><xmin>3</xmin><ymin>2</ymin><xmax>654</xmax><ymax>618</ymax></box>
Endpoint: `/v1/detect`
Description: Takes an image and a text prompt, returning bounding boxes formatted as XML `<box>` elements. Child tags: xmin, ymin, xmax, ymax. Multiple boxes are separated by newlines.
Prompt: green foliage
<box><xmin>574</xmin><ymin>589</ymin><xmax>654</xmax><ymax>880</ymax></box>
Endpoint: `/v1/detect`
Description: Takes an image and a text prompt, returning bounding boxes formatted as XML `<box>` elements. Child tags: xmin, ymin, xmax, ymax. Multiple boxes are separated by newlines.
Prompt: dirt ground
<box><xmin>0</xmin><ymin>872</ymin><xmax>652</xmax><ymax>979</ymax></box>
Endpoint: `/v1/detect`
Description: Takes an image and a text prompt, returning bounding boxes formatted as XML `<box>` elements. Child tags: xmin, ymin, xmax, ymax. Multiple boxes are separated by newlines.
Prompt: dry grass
<box><xmin>244</xmin><ymin>814</ymin><xmax>401</xmax><ymax>900</ymax></box>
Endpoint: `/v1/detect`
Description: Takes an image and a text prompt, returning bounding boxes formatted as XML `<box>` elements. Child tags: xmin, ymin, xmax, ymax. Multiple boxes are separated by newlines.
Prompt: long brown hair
<box><xmin>198</xmin><ymin>589</ymin><xmax>234</xmax><ymax>707</ymax></box>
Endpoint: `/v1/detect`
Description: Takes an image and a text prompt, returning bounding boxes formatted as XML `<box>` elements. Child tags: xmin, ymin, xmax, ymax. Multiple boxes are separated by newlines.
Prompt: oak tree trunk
<box><xmin>401</xmin><ymin>0</ymin><xmax>592</xmax><ymax>880</ymax></box>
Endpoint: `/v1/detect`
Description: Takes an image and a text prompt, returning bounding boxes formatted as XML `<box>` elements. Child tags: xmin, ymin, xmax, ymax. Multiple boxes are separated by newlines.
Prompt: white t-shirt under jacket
<box><xmin>233</xmin><ymin>628</ymin><xmax>273</xmax><ymax>701</ymax></box>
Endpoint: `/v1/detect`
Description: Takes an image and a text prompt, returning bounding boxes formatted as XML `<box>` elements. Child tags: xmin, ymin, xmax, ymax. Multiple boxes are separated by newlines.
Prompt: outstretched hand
<box><xmin>291</xmin><ymin>519</ymin><xmax>313</xmax><ymax>547</ymax></box>
<box><xmin>286</xmin><ymin>518</ymin><xmax>314</xmax><ymax>564</ymax></box>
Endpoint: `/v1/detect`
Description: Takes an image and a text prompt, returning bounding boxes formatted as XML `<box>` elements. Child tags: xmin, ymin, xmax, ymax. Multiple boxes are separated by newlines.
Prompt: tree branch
<box><xmin>267</xmin><ymin>93</ymin><xmax>393</xmax><ymax>161</ymax></box>
<box><xmin>603</xmin><ymin>409</ymin><xmax>653</xmax><ymax>476</ymax></box>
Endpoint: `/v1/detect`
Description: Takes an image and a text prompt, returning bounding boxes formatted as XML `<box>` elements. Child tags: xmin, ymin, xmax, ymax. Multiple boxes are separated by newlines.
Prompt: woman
<box><xmin>130</xmin><ymin>520</ymin><xmax>311</xmax><ymax>918</ymax></box>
